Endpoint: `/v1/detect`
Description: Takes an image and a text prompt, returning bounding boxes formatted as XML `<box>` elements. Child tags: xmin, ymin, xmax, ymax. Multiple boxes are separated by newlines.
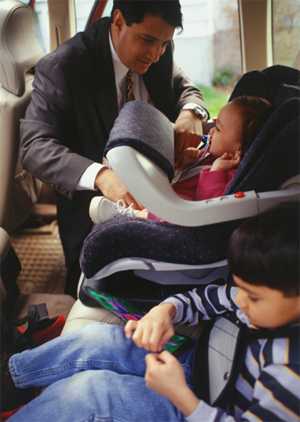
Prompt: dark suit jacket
<box><xmin>20</xmin><ymin>17</ymin><xmax>205</xmax><ymax>271</ymax></box>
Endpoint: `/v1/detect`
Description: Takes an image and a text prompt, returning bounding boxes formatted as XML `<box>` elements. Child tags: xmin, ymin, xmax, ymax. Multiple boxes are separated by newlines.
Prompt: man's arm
<box><xmin>172</xmin><ymin>64</ymin><xmax>209</xmax><ymax>166</ymax></box>
<box><xmin>172</xmin><ymin>63</ymin><xmax>206</xmax><ymax>112</ymax></box>
<box><xmin>20</xmin><ymin>57</ymin><xmax>94</xmax><ymax>198</ymax></box>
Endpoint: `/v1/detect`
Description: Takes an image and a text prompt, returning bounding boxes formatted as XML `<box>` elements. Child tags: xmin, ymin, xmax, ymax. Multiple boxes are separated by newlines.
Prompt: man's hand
<box><xmin>174</xmin><ymin>110</ymin><xmax>204</xmax><ymax>169</ymax></box>
<box><xmin>94</xmin><ymin>167</ymin><xmax>143</xmax><ymax>209</ymax></box>
<box><xmin>178</xmin><ymin>147</ymin><xmax>202</xmax><ymax>170</ymax></box>
<box><xmin>210</xmin><ymin>151</ymin><xmax>240</xmax><ymax>172</ymax></box>
<box><xmin>124</xmin><ymin>303</ymin><xmax>176</xmax><ymax>352</ymax></box>
<box><xmin>145</xmin><ymin>351</ymin><xmax>200</xmax><ymax>416</ymax></box>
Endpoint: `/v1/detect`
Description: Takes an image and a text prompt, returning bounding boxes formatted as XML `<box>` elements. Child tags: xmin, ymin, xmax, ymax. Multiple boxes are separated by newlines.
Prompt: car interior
<box><xmin>0</xmin><ymin>0</ymin><xmax>299</xmax><ymax>417</ymax></box>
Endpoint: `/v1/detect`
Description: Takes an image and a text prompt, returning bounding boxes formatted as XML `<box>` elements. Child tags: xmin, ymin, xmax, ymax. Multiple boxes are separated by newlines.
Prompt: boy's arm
<box><xmin>125</xmin><ymin>303</ymin><xmax>176</xmax><ymax>352</ymax></box>
<box><xmin>162</xmin><ymin>283</ymin><xmax>236</xmax><ymax>326</ymax></box>
<box><xmin>125</xmin><ymin>283</ymin><xmax>237</xmax><ymax>350</ymax></box>
<box><xmin>185</xmin><ymin>361</ymin><xmax>300</xmax><ymax>422</ymax></box>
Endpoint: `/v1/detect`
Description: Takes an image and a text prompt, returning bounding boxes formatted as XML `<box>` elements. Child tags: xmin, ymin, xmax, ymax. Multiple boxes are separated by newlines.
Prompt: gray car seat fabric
<box><xmin>104</xmin><ymin>101</ymin><xmax>175</xmax><ymax>181</ymax></box>
<box><xmin>79</xmin><ymin>66</ymin><xmax>300</xmax><ymax>302</ymax></box>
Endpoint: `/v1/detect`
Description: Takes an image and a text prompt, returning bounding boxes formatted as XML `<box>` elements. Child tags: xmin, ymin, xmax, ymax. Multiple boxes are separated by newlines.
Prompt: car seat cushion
<box><xmin>80</xmin><ymin>215</ymin><xmax>237</xmax><ymax>278</ymax></box>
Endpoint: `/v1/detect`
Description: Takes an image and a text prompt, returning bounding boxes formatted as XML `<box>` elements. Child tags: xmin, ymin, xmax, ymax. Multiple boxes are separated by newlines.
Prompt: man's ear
<box><xmin>112</xmin><ymin>9</ymin><xmax>126</xmax><ymax>32</ymax></box>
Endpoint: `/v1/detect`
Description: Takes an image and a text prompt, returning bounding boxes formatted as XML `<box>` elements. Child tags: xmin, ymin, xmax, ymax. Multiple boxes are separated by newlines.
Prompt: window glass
<box><xmin>34</xmin><ymin>0</ymin><xmax>50</xmax><ymax>52</ymax></box>
<box><xmin>102</xmin><ymin>0</ymin><xmax>113</xmax><ymax>17</ymax></box>
<box><xmin>75</xmin><ymin>0</ymin><xmax>95</xmax><ymax>32</ymax></box>
<box><xmin>174</xmin><ymin>0</ymin><xmax>241</xmax><ymax>85</ymax></box>
<box><xmin>272</xmin><ymin>0</ymin><xmax>300</xmax><ymax>69</ymax></box>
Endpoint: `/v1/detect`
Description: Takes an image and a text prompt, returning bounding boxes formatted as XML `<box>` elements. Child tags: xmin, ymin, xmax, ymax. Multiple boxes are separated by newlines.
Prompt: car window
<box><xmin>75</xmin><ymin>0</ymin><xmax>95</xmax><ymax>31</ymax></box>
<box><xmin>272</xmin><ymin>0</ymin><xmax>300</xmax><ymax>69</ymax></box>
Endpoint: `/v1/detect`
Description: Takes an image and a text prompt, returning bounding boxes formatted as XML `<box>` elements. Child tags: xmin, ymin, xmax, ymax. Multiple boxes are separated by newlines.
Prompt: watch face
<box><xmin>183</xmin><ymin>104</ymin><xmax>207</xmax><ymax>121</ymax></box>
<box><xmin>194</xmin><ymin>107</ymin><xmax>207</xmax><ymax>120</ymax></box>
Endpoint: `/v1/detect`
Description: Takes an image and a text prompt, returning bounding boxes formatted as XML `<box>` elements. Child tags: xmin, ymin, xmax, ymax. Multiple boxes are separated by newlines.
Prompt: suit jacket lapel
<box><xmin>143</xmin><ymin>43</ymin><xmax>175</xmax><ymax>122</ymax></box>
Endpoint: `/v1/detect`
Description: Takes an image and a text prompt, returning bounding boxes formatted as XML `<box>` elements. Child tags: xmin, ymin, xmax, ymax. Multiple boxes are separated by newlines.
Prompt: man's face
<box><xmin>111</xmin><ymin>11</ymin><xmax>175</xmax><ymax>74</ymax></box>
<box><xmin>208</xmin><ymin>103</ymin><xmax>243</xmax><ymax>158</ymax></box>
<box><xmin>233</xmin><ymin>275</ymin><xmax>300</xmax><ymax>329</ymax></box>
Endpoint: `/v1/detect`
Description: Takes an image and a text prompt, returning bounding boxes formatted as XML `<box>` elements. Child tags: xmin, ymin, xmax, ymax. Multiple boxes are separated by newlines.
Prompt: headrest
<box><xmin>0</xmin><ymin>0</ymin><xmax>44</xmax><ymax>96</ymax></box>
<box><xmin>230</xmin><ymin>65</ymin><xmax>300</xmax><ymax>105</ymax></box>
<box><xmin>104</xmin><ymin>101</ymin><xmax>175</xmax><ymax>181</ymax></box>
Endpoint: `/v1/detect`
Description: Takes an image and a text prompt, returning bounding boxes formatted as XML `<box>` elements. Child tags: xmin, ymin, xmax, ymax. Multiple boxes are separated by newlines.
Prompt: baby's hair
<box><xmin>227</xmin><ymin>202</ymin><xmax>300</xmax><ymax>296</ymax></box>
<box><xmin>230</xmin><ymin>96</ymin><xmax>272</xmax><ymax>157</ymax></box>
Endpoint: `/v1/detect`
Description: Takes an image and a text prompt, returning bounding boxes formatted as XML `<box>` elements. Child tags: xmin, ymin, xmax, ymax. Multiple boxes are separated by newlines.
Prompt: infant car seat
<box><xmin>78</xmin><ymin>65</ymin><xmax>300</xmax><ymax>307</ymax></box>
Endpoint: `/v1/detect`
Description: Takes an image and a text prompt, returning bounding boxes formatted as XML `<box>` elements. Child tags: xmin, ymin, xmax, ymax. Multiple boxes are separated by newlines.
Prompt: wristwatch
<box><xmin>182</xmin><ymin>103</ymin><xmax>209</xmax><ymax>122</ymax></box>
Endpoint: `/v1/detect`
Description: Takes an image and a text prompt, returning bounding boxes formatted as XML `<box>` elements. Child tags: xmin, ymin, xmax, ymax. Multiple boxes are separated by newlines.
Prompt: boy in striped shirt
<box><xmin>5</xmin><ymin>202</ymin><xmax>300</xmax><ymax>421</ymax></box>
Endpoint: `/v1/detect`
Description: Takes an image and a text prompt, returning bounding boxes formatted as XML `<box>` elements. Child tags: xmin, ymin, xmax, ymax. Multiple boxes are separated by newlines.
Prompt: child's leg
<box><xmin>9</xmin><ymin>370</ymin><xmax>186</xmax><ymax>422</ymax></box>
<box><xmin>9</xmin><ymin>323</ymin><xmax>148</xmax><ymax>389</ymax></box>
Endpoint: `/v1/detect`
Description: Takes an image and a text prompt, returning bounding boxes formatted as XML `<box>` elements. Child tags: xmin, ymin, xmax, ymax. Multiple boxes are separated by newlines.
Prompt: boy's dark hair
<box><xmin>111</xmin><ymin>0</ymin><xmax>183</xmax><ymax>30</ymax></box>
<box><xmin>231</xmin><ymin>96</ymin><xmax>272</xmax><ymax>157</ymax></box>
<box><xmin>228</xmin><ymin>202</ymin><xmax>300</xmax><ymax>296</ymax></box>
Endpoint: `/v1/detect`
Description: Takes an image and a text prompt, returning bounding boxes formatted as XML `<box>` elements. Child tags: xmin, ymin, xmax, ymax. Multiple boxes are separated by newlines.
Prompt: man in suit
<box><xmin>20</xmin><ymin>0</ymin><xmax>208</xmax><ymax>296</ymax></box>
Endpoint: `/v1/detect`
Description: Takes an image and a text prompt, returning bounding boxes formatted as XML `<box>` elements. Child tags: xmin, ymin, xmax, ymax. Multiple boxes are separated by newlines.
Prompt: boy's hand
<box><xmin>145</xmin><ymin>351</ymin><xmax>200</xmax><ymax>416</ymax></box>
<box><xmin>124</xmin><ymin>303</ymin><xmax>176</xmax><ymax>352</ymax></box>
<box><xmin>210</xmin><ymin>151</ymin><xmax>240</xmax><ymax>172</ymax></box>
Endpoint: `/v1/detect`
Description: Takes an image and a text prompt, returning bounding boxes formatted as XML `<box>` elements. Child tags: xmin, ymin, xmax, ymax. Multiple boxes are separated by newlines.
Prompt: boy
<box><xmin>4</xmin><ymin>202</ymin><xmax>300</xmax><ymax>421</ymax></box>
<box><xmin>89</xmin><ymin>96</ymin><xmax>272</xmax><ymax>223</ymax></box>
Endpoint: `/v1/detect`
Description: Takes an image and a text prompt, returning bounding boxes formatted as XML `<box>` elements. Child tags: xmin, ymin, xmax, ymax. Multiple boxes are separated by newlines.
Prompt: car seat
<box><xmin>61</xmin><ymin>66</ymin><xmax>300</xmax><ymax>334</ymax></box>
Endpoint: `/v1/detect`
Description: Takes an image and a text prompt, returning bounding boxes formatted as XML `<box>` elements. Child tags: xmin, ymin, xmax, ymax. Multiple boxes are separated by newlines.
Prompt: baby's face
<box><xmin>233</xmin><ymin>275</ymin><xmax>300</xmax><ymax>329</ymax></box>
<box><xmin>209</xmin><ymin>103</ymin><xmax>243</xmax><ymax>158</ymax></box>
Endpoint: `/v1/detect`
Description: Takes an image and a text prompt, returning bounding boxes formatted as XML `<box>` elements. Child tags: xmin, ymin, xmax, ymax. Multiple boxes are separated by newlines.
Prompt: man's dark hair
<box><xmin>228</xmin><ymin>202</ymin><xmax>300</xmax><ymax>296</ymax></box>
<box><xmin>230</xmin><ymin>96</ymin><xmax>272</xmax><ymax>157</ymax></box>
<box><xmin>111</xmin><ymin>0</ymin><xmax>183</xmax><ymax>30</ymax></box>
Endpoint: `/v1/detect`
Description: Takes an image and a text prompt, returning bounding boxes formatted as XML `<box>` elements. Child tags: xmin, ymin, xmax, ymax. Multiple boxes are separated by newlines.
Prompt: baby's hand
<box><xmin>124</xmin><ymin>303</ymin><xmax>175</xmax><ymax>352</ymax></box>
<box><xmin>210</xmin><ymin>151</ymin><xmax>240</xmax><ymax>172</ymax></box>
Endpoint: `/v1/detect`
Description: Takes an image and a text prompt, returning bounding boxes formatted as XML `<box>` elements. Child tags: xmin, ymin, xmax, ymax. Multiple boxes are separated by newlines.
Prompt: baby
<box><xmin>89</xmin><ymin>96</ymin><xmax>272</xmax><ymax>223</ymax></box>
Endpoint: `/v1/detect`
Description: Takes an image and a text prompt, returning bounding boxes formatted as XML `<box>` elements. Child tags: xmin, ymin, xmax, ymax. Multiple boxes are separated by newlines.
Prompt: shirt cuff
<box><xmin>77</xmin><ymin>163</ymin><xmax>106</xmax><ymax>191</ymax></box>
<box><xmin>161</xmin><ymin>297</ymin><xmax>184</xmax><ymax>324</ymax></box>
<box><xmin>185</xmin><ymin>400</ymin><xmax>220</xmax><ymax>422</ymax></box>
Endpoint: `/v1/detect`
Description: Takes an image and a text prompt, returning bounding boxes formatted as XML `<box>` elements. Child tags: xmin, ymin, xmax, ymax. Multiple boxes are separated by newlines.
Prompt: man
<box><xmin>20</xmin><ymin>0</ymin><xmax>208</xmax><ymax>296</ymax></box>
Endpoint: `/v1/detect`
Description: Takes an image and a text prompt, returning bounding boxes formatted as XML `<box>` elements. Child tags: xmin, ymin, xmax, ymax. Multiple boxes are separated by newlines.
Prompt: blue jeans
<box><xmin>9</xmin><ymin>323</ymin><xmax>194</xmax><ymax>422</ymax></box>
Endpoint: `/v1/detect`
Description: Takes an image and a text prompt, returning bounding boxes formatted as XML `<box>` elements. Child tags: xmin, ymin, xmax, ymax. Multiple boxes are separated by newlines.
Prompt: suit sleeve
<box><xmin>20</xmin><ymin>57</ymin><xmax>94</xmax><ymax>198</ymax></box>
<box><xmin>172</xmin><ymin>63</ymin><xmax>208</xmax><ymax>115</ymax></box>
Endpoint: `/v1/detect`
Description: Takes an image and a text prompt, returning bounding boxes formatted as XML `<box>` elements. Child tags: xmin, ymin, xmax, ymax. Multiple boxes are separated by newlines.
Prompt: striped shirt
<box><xmin>163</xmin><ymin>283</ymin><xmax>300</xmax><ymax>422</ymax></box>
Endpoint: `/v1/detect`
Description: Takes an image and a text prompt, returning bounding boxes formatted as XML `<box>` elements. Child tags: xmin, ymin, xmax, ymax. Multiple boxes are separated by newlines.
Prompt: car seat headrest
<box><xmin>104</xmin><ymin>100</ymin><xmax>175</xmax><ymax>181</ymax></box>
<box><xmin>0</xmin><ymin>0</ymin><xmax>44</xmax><ymax>96</ymax></box>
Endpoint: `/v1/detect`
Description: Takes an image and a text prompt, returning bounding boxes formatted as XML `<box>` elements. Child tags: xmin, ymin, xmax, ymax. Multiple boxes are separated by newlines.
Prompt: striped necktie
<box><xmin>125</xmin><ymin>70</ymin><xmax>135</xmax><ymax>102</ymax></box>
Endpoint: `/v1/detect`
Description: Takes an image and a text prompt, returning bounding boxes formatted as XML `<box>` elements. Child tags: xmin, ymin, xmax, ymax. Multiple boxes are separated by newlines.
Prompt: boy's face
<box><xmin>111</xmin><ymin>11</ymin><xmax>174</xmax><ymax>75</ymax></box>
<box><xmin>209</xmin><ymin>103</ymin><xmax>243</xmax><ymax>158</ymax></box>
<box><xmin>233</xmin><ymin>275</ymin><xmax>300</xmax><ymax>329</ymax></box>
